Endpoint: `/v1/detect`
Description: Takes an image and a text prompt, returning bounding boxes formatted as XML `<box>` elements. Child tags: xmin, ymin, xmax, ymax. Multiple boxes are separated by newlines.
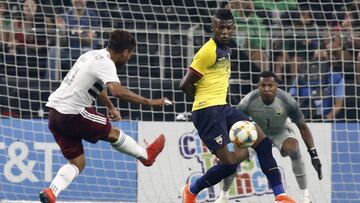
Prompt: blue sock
<box><xmin>272</xmin><ymin>184</ymin><xmax>285</xmax><ymax>196</ymax></box>
<box><xmin>254</xmin><ymin>137</ymin><xmax>285</xmax><ymax>196</ymax></box>
<box><xmin>189</xmin><ymin>163</ymin><xmax>238</xmax><ymax>195</ymax></box>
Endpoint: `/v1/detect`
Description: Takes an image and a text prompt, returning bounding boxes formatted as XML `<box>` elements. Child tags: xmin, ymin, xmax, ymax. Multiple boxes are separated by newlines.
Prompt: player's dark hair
<box><xmin>108</xmin><ymin>30</ymin><xmax>136</xmax><ymax>53</ymax></box>
<box><xmin>214</xmin><ymin>8</ymin><xmax>234</xmax><ymax>21</ymax></box>
<box><xmin>259</xmin><ymin>71</ymin><xmax>276</xmax><ymax>79</ymax></box>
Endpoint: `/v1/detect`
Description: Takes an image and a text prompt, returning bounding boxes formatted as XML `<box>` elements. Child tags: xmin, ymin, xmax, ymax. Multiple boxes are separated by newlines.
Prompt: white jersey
<box><xmin>46</xmin><ymin>49</ymin><xmax>120</xmax><ymax>114</ymax></box>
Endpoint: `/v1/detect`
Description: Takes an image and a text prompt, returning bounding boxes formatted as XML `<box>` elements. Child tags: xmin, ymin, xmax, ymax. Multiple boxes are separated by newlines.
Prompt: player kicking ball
<box><xmin>215</xmin><ymin>71</ymin><xmax>322</xmax><ymax>203</ymax></box>
<box><xmin>39</xmin><ymin>30</ymin><xmax>172</xmax><ymax>203</ymax></box>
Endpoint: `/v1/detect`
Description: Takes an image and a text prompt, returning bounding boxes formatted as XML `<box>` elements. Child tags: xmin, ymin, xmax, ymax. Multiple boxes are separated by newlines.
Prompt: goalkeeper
<box><xmin>215</xmin><ymin>71</ymin><xmax>322</xmax><ymax>203</ymax></box>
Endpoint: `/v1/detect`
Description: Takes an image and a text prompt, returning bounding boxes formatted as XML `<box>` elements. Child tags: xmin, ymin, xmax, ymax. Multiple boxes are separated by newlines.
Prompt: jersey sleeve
<box><xmin>189</xmin><ymin>42</ymin><xmax>217</xmax><ymax>75</ymax></box>
<box><xmin>237</xmin><ymin>92</ymin><xmax>252</xmax><ymax>114</ymax></box>
<box><xmin>95</xmin><ymin>60</ymin><xmax>120</xmax><ymax>85</ymax></box>
<box><xmin>284</xmin><ymin>91</ymin><xmax>305</xmax><ymax>124</ymax></box>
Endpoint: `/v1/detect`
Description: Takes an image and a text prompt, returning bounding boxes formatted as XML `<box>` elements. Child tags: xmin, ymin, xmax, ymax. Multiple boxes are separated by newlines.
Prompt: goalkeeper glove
<box><xmin>308</xmin><ymin>147</ymin><xmax>322</xmax><ymax>180</ymax></box>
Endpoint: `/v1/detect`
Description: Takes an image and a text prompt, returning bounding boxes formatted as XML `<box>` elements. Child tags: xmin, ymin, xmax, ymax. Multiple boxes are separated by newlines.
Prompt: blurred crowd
<box><xmin>0</xmin><ymin>0</ymin><xmax>359</xmax><ymax>121</ymax></box>
<box><xmin>0</xmin><ymin>0</ymin><xmax>121</xmax><ymax>79</ymax></box>
<box><xmin>225</xmin><ymin>0</ymin><xmax>359</xmax><ymax>121</ymax></box>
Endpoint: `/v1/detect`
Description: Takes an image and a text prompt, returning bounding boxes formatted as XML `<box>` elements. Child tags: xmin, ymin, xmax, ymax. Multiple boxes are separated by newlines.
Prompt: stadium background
<box><xmin>0</xmin><ymin>0</ymin><xmax>359</xmax><ymax>202</ymax></box>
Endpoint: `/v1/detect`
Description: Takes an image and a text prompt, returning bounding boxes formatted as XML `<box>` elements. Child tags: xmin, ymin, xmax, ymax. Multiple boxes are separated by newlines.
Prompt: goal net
<box><xmin>0</xmin><ymin>0</ymin><xmax>359</xmax><ymax>202</ymax></box>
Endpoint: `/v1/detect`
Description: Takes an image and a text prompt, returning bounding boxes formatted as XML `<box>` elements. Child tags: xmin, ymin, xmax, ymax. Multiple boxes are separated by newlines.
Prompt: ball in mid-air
<box><xmin>229</xmin><ymin>120</ymin><xmax>258</xmax><ymax>148</ymax></box>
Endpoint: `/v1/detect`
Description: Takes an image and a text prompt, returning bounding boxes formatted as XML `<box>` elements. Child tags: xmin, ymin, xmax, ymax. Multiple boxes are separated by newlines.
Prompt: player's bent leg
<box><xmin>281</xmin><ymin>137</ymin><xmax>310</xmax><ymax>203</ymax></box>
<box><xmin>215</xmin><ymin>147</ymin><xmax>248</xmax><ymax>203</ymax></box>
<box><xmin>280</xmin><ymin>137</ymin><xmax>300</xmax><ymax>158</ymax></box>
<box><xmin>39</xmin><ymin>155</ymin><xmax>82</xmax><ymax>203</ymax></box>
<box><xmin>281</xmin><ymin>138</ymin><xmax>307</xmax><ymax>189</ymax></box>
<box><xmin>109</xmin><ymin>127</ymin><xmax>148</xmax><ymax>159</ymax></box>
<box><xmin>183</xmin><ymin>146</ymin><xmax>239</xmax><ymax>202</ymax></box>
<box><xmin>215</xmin><ymin>144</ymin><xmax>242</xmax><ymax>165</ymax></box>
<box><xmin>233</xmin><ymin>146</ymin><xmax>249</xmax><ymax>163</ymax></box>
<box><xmin>109</xmin><ymin>127</ymin><xmax>165</xmax><ymax>166</ymax></box>
<box><xmin>183</xmin><ymin>162</ymin><xmax>238</xmax><ymax>203</ymax></box>
<box><xmin>252</xmin><ymin>125</ymin><xmax>295</xmax><ymax>201</ymax></box>
<box><xmin>69</xmin><ymin>153</ymin><xmax>86</xmax><ymax>172</ymax></box>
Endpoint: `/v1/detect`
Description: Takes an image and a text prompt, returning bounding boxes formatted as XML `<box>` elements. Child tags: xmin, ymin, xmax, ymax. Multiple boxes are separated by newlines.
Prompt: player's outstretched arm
<box><xmin>106</xmin><ymin>82</ymin><xmax>172</xmax><ymax>107</ymax></box>
<box><xmin>297</xmin><ymin>121</ymin><xmax>323</xmax><ymax>180</ymax></box>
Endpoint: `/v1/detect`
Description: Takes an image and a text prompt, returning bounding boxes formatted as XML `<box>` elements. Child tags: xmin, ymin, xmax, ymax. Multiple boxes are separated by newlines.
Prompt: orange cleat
<box><xmin>39</xmin><ymin>188</ymin><xmax>56</xmax><ymax>203</ymax></box>
<box><xmin>140</xmin><ymin>134</ymin><xmax>165</xmax><ymax>166</ymax></box>
<box><xmin>275</xmin><ymin>194</ymin><xmax>297</xmax><ymax>203</ymax></box>
<box><xmin>182</xmin><ymin>184</ymin><xmax>196</xmax><ymax>203</ymax></box>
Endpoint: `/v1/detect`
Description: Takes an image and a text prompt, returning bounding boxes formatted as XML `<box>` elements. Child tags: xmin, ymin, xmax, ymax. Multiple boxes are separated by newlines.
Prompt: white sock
<box><xmin>219</xmin><ymin>190</ymin><xmax>229</xmax><ymax>198</ymax></box>
<box><xmin>302</xmin><ymin>189</ymin><xmax>310</xmax><ymax>197</ymax></box>
<box><xmin>111</xmin><ymin>129</ymin><xmax>147</xmax><ymax>160</ymax></box>
<box><xmin>50</xmin><ymin>163</ymin><xmax>79</xmax><ymax>197</ymax></box>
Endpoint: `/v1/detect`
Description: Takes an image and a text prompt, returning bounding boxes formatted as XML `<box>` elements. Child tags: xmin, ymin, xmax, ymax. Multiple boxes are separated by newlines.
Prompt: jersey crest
<box><xmin>214</xmin><ymin>135</ymin><xmax>223</xmax><ymax>145</ymax></box>
<box><xmin>275</xmin><ymin>108</ymin><xmax>285</xmax><ymax>116</ymax></box>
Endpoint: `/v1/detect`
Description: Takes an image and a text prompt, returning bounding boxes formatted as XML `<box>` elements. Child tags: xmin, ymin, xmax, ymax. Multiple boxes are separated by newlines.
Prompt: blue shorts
<box><xmin>192</xmin><ymin>104</ymin><xmax>250</xmax><ymax>153</ymax></box>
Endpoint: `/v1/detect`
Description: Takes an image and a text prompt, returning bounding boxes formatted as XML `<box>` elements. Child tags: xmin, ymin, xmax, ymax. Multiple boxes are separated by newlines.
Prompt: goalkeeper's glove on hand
<box><xmin>308</xmin><ymin>147</ymin><xmax>322</xmax><ymax>180</ymax></box>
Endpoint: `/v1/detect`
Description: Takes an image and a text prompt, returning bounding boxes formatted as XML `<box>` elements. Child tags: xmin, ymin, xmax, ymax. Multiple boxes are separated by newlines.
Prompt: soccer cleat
<box><xmin>275</xmin><ymin>194</ymin><xmax>297</xmax><ymax>203</ymax></box>
<box><xmin>214</xmin><ymin>191</ymin><xmax>229</xmax><ymax>203</ymax></box>
<box><xmin>300</xmin><ymin>189</ymin><xmax>312</xmax><ymax>203</ymax></box>
<box><xmin>182</xmin><ymin>184</ymin><xmax>196</xmax><ymax>203</ymax></box>
<box><xmin>39</xmin><ymin>188</ymin><xmax>56</xmax><ymax>203</ymax></box>
<box><xmin>140</xmin><ymin>134</ymin><xmax>165</xmax><ymax>166</ymax></box>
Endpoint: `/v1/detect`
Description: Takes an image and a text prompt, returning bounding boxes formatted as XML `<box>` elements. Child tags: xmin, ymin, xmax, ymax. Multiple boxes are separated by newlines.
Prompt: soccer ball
<box><xmin>229</xmin><ymin>120</ymin><xmax>258</xmax><ymax>148</ymax></box>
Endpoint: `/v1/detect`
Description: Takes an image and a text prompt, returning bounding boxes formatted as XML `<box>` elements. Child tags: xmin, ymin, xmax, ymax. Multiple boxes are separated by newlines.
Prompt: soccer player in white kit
<box><xmin>39</xmin><ymin>30</ymin><xmax>172</xmax><ymax>203</ymax></box>
<box><xmin>215</xmin><ymin>71</ymin><xmax>322</xmax><ymax>203</ymax></box>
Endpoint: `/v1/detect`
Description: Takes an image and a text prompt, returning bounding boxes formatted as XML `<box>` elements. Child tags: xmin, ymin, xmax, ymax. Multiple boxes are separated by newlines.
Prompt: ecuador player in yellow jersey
<box><xmin>179</xmin><ymin>8</ymin><xmax>295</xmax><ymax>203</ymax></box>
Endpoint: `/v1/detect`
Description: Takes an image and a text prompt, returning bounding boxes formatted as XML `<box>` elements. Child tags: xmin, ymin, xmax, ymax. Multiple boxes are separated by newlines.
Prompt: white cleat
<box><xmin>300</xmin><ymin>189</ymin><xmax>312</xmax><ymax>203</ymax></box>
<box><xmin>214</xmin><ymin>191</ymin><xmax>229</xmax><ymax>203</ymax></box>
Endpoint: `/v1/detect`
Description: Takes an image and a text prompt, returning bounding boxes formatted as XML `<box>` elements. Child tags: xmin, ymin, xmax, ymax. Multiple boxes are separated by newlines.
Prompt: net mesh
<box><xmin>0</xmin><ymin>0</ymin><xmax>359</xmax><ymax>202</ymax></box>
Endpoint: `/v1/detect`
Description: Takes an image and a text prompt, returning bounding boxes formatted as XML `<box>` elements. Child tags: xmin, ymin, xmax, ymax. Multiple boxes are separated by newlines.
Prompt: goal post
<box><xmin>0</xmin><ymin>0</ymin><xmax>359</xmax><ymax>202</ymax></box>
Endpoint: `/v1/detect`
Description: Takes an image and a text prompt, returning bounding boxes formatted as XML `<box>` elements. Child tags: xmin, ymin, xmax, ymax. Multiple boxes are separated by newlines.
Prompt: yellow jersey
<box><xmin>190</xmin><ymin>38</ymin><xmax>231</xmax><ymax>111</ymax></box>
